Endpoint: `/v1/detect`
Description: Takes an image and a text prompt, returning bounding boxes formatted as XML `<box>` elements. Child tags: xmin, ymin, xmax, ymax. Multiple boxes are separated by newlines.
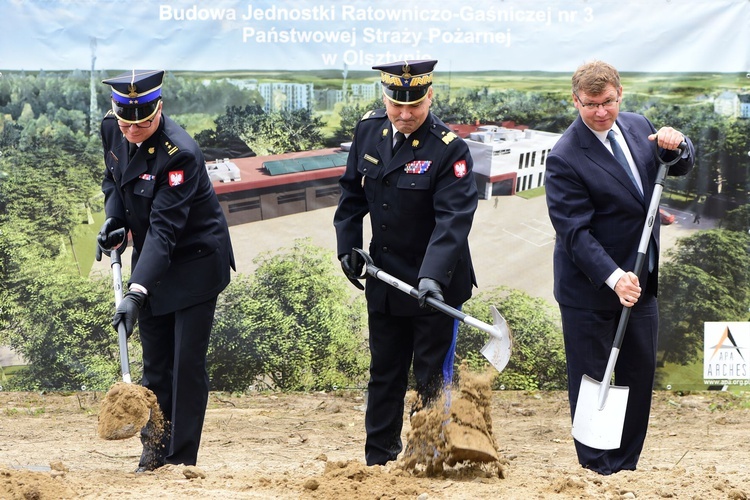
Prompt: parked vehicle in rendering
<box><xmin>659</xmin><ymin>207</ymin><xmax>675</xmax><ymax>225</ymax></box>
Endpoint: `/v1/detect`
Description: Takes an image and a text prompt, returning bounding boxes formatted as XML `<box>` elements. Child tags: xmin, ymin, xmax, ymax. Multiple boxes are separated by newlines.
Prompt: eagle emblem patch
<box><xmin>453</xmin><ymin>160</ymin><xmax>468</xmax><ymax>178</ymax></box>
<box><xmin>169</xmin><ymin>170</ymin><xmax>184</xmax><ymax>186</ymax></box>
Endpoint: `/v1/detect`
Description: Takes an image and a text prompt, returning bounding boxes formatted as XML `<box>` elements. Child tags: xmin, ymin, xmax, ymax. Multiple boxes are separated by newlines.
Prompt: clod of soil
<box><xmin>402</xmin><ymin>367</ymin><xmax>504</xmax><ymax>474</ymax></box>
<box><xmin>97</xmin><ymin>381</ymin><xmax>163</xmax><ymax>440</ymax></box>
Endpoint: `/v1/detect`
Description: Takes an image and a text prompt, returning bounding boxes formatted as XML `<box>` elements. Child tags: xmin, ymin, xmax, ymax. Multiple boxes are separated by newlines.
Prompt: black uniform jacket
<box><xmin>334</xmin><ymin>109</ymin><xmax>478</xmax><ymax>316</ymax></box>
<box><xmin>101</xmin><ymin>112</ymin><xmax>235</xmax><ymax>316</ymax></box>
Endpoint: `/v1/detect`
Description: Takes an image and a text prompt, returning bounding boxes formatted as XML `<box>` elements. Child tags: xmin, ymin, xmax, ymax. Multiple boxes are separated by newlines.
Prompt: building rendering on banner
<box><xmin>464</xmin><ymin>125</ymin><xmax>562</xmax><ymax>199</ymax></box>
<box><xmin>209</xmin><ymin>148</ymin><xmax>347</xmax><ymax>226</ymax></box>
<box><xmin>207</xmin><ymin>123</ymin><xmax>561</xmax><ymax>226</ymax></box>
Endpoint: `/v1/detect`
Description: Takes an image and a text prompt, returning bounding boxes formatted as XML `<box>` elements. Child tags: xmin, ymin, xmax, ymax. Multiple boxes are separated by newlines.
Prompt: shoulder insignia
<box><xmin>163</xmin><ymin>139</ymin><xmax>179</xmax><ymax>156</ymax></box>
<box><xmin>361</xmin><ymin>108</ymin><xmax>385</xmax><ymax>121</ymax></box>
<box><xmin>441</xmin><ymin>131</ymin><xmax>458</xmax><ymax>145</ymax></box>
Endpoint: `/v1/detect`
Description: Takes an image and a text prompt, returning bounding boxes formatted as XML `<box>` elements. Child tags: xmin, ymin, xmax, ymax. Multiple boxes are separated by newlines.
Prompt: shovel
<box><xmin>97</xmin><ymin>231</ymin><xmax>159</xmax><ymax>440</ymax></box>
<box><xmin>109</xmin><ymin>235</ymin><xmax>131</xmax><ymax>384</ymax></box>
<box><xmin>572</xmin><ymin>140</ymin><xmax>687</xmax><ymax>450</ymax></box>
<box><xmin>351</xmin><ymin>248</ymin><xmax>512</xmax><ymax>372</ymax></box>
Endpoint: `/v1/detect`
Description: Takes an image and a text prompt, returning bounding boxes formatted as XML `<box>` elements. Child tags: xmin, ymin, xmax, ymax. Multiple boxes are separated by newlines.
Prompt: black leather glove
<box><xmin>112</xmin><ymin>290</ymin><xmax>147</xmax><ymax>338</ymax></box>
<box><xmin>340</xmin><ymin>253</ymin><xmax>364</xmax><ymax>290</ymax></box>
<box><xmin>95</xmin><ymin>217</ymin><xmax>125</xmax><ymax>261</ymax></box>
<box><xmin>417</xmin><ymin>278</ymin><xmax>444</xmax><ymax>309</ymax></box>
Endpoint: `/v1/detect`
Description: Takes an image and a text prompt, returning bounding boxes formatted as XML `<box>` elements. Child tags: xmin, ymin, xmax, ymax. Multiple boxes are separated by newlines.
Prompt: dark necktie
<box><xmin>608</xmin><ymin>130</ymin><xmax>656</xmax><ymax>271</ymax></box>
<box><xmin>607</xmin><ymin>130</ymin><xmax>640</xmax><ymax>195</ymax></box>
<box><xmin>129</xmin><ymin>143</ymin><xmax>138</xmax><ymax>162</ymax></box>
<box><xmin>393</xmin><ymin>131</ymin><xmax>405</xmax><ymax>155</ymax></box>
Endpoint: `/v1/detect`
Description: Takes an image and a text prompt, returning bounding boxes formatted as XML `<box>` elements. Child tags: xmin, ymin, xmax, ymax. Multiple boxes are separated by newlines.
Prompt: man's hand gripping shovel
<box><xmin>350</xmin><ymin>248</ymin><xmax>512</xmax><ymax>373</ymax></box>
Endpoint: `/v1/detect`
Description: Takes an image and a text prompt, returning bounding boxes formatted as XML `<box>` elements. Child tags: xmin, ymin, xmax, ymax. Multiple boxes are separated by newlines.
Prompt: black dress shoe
<box><xmin>134</xmin><ymin>463</ymin><xmax>164</xmax><ymax>474</ymax></box>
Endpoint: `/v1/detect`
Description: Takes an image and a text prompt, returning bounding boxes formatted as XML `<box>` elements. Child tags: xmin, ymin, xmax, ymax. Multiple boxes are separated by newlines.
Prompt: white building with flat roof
<box><xmin>465</xmin><ymin>125</ymin><xmax>562</xmax><ymax>199</ymax></box>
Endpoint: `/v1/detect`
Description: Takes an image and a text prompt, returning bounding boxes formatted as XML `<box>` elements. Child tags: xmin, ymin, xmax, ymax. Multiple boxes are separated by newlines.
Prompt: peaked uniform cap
<box><xmin>102</xmin><ymin>69</ymin><xmax>165</xmax><ymax>124</ymax></box>
<box><xmin>372</xmin><ymin>59</ymin><xmax>437</xmax><ymax>105</ymax></box>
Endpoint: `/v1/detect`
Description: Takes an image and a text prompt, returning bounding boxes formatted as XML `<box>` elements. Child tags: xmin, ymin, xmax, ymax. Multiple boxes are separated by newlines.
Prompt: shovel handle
<box><xmin>110</xmin><ymin>250</ymin><xmax>131</xmax><ymax>384</ymax></box>
<box><xmin>606</xmin><ymin>140</ymin><xmax>686</xmax><ymax>380</ymax></box>
<box><xmin>653</xmin><ymin>138</ymin><xmax>687</xmax><ymax>168</ymax></box>
<box><xmin>352</xmin><ymin>248</ymin><xmax>497</xmax><ymax>337</ymax></box>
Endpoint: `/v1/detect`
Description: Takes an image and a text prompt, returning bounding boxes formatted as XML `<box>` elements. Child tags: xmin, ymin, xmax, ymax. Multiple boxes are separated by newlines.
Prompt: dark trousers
<box><xmin>560</xmin><ymin>295</ymin><xmax>658</xmax><ymax>475</ymax></box>
<box><xmin>138</xmin><ymin>296</ymin><xmax>218</xmax><ymax>467</ymax></box>
<box><xmin>364</xmin><ymin>308</ymin><xmax>458</xmax><ymax>466</ymax></box>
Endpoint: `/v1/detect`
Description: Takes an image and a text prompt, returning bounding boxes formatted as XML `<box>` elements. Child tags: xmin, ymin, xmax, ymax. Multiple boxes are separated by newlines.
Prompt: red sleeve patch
<box><xmin>168</xmin><ymin>170</ymin><xmax>184</xmax><ymax>186</ymax></box>
<box><xmin>453</xmin><ymin>160</ymin><xmax>468</xmax><ymax>178</ymax></box>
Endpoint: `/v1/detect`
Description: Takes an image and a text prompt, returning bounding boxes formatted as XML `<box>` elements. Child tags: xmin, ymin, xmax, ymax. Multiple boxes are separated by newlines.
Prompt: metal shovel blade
<box><xmin>351</xmin><ymin>248</ymin><xmax>513</xmax><ymax>373</ymax></box>
<box><xmin>571</xmin><ymin>374</ymin><xmax>629</xmax><ymax>450</ymax></box>
<box><xmin>479</xmin><ymin>306</ymin><xmax>512</xmax><ymax>373</ymax></box>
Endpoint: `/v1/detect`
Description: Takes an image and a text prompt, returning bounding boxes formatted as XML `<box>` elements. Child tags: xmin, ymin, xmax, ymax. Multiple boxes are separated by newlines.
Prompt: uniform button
<box><xmin>140</xmin><ymin>189</ymin><xmax>144</xmax><ymax>194</ymax></box>
<box><xmin>125</xmin><ymin>209</ymin><xmax>131</xmax><ymax>215</ymax></box>
<box><xmin>384</xmin><ymin>180</ymin><xmax>390</xmax><ymax>187</ymax></box>
<box><xmin>382</xmin><ymin>246</ymin><xmax>389</xmax><ymax>253</ymax></box>
<box><xmin>410</xmin><ymin>182</ymin><xmax>416</xmax><ymax>187</ymax></box>
<box><xmin>380</xmin><ymin>224</ymin><xmax>387</xmax><ymax>231</ymax></box>
<box><xmin>382</xmin><ymin>204</ymin><xmax>389</xmax><ymax>210</ymax></box>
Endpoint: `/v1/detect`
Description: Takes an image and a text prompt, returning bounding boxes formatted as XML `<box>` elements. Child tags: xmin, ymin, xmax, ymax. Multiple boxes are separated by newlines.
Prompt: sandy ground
<box><xmin>1</xmin><ymin>388</ymin><xmax>749</xmax><ymax>499</ymax></box>
<box><xmin>5</xmin><ymin>197</ymin><xmax>727</xmax><ymax>499</ymax></box>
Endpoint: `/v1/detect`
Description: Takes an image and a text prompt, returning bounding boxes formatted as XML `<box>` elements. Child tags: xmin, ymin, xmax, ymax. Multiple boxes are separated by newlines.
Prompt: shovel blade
<box><xmin>481</xmin><ymin>337</ymin><xmax>511</xmax><ymax>373</ymax></box>
<box><xmin>571</xmin><ymin>374</ymin><xmax>629</xmax><ymax>450</ymax></box>
<box><xmin>480</xmin><ymin>306</ymin><xmax>512</xmax><ymax>372</ymax></box>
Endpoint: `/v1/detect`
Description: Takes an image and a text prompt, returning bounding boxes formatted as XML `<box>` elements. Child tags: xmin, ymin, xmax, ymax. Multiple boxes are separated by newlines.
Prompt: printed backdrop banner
<box><xmin>0</xmin><ymin>0</ymin><xmax>748</xmax><ymax>73</ymax></box>
<box><xmin>1</xmin><ymin>0</ymin><xmax>749</xmax><ymax>391</ymax></box>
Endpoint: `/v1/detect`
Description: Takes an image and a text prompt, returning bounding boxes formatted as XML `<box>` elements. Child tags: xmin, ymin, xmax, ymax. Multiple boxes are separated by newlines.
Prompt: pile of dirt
<box><xmin>402</xmin><ymin>367</ymin><xmax>505</xmax><ymax>475</ymax></box>
<box><xmin>0</xmin><ymin>462</ymin><xmax>76</xmax><ymax>499</ymax></box>
<box><xmin>96</xmin><ymin>381</ymin><xmax>163</xmax><ymax>440</ymax></box>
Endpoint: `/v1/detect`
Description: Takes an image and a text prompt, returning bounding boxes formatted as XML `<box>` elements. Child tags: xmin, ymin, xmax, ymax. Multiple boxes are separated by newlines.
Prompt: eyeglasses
<box><xmin>575</xmin><ymin>92</ymin><xmax>621</xmax><ymax>110</ymax></box>
<box><xmin>118</xmin><ymin>119</ymin><xmax>154</xmax><ymax>129</ymax></box>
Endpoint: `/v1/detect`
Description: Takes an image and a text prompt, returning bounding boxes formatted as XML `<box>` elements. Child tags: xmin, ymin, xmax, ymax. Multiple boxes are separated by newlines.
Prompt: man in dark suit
<box><xmin>545</xmin><ymin>60</ymin><xmax>694</xmax><ymax>475</ymax></box>
<box><xmin>97</xmin><ymin>70</ymin><xmax>235</xmax><ymax>472</ymax></box>
<box><xmin>334</xmin><ymin>60</ymin><xmax>478</xmax><ymax>466</ymax></box>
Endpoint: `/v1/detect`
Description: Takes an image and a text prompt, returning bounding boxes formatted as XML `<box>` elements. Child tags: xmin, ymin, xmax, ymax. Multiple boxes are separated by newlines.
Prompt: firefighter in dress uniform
<box><xmin>97</xmin><ymin>69</ymin><xmax>235</xmax><ymax>472</ymax></box>
<box><xmin>334</xmin><ymin>60</ymin><xmax>479</xmax><ymax>466</ymax></box>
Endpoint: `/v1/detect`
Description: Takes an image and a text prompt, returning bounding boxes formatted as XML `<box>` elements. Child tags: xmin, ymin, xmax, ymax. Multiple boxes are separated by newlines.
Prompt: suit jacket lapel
<box><xmin>576</xmin><ymin>117</ymin><xmax>644</xmax><ymax>204</ymax></box>
<box><xmin>119</xmin><ymin>122</ymin><xmax>165</xmax><ymax>186</ymax></box>
<box><xmin>120</xmin><ymin>145</ymin><xmax>148</xmax><ymax>186</ymax></box>
<box><xmin>377</xmin><ymin>128</ymin><xmax>393</xmax><ymax>166</ymax></box>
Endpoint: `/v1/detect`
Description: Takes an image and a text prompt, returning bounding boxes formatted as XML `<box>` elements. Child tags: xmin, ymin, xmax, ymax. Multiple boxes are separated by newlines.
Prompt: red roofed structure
<box><xmin>209</xmin><ymin>147</ymin><xmax>347</xmax><ymax>226</ymax></box>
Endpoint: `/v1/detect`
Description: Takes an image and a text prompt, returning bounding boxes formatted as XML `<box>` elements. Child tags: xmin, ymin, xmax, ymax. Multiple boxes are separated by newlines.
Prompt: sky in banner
<box><xmin>1</xmin><ymin>0</ymin><xmax>749</xmax><ymax>73</ymax></box>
